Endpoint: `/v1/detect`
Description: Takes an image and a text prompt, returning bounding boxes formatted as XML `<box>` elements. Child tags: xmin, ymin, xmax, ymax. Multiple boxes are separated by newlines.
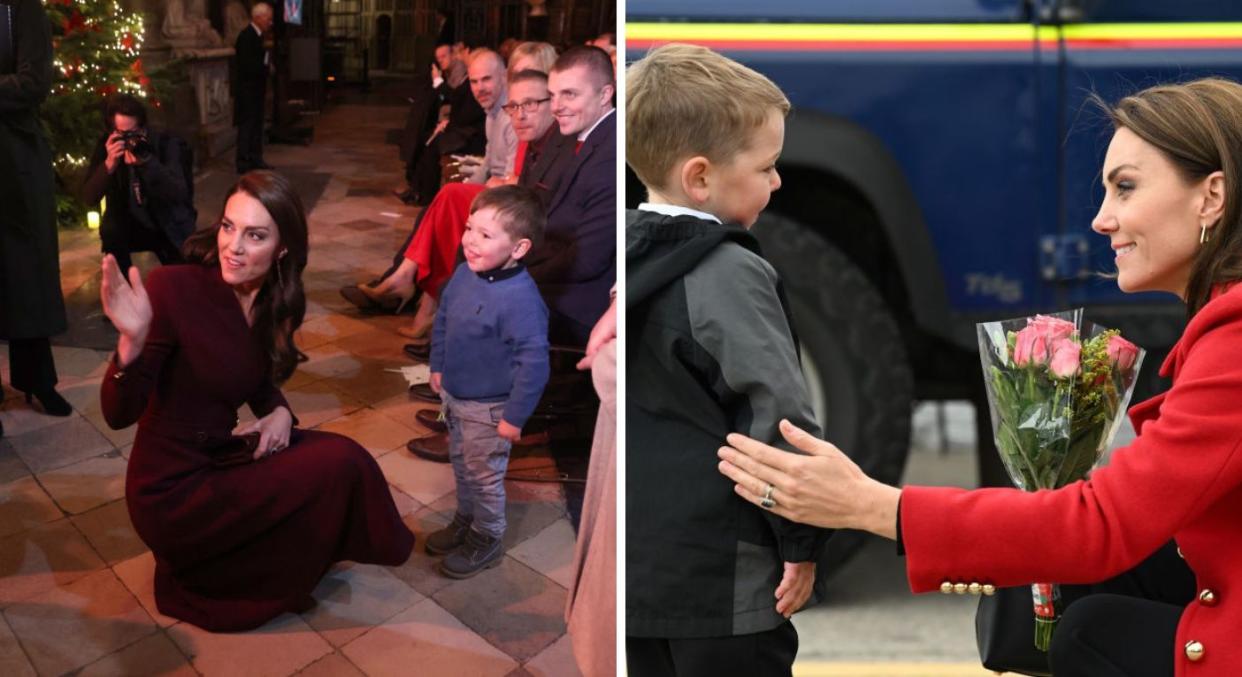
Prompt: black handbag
<box><xmin>208</xmin><ymin>432</ymin><xmax>262</xmax><ymax>468</ymax></box>
<box><xmin>975</xmin><ymin>584</ymin><xmax>1086</xmax><ymax>676</ymax></box>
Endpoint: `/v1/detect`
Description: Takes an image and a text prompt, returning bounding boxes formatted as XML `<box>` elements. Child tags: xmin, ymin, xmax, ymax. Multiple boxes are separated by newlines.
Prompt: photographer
<box><xmin>82</xmin><ymin>94</ymin><xmax>196</xmax><ymax>276</ymax></box>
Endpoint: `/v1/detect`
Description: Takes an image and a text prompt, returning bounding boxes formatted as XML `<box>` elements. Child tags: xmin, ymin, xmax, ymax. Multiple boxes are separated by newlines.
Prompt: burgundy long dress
<box><xmin>101</xmin><ymin>264</ymin><xmax>415</xmax><ymax>632</ymax></box>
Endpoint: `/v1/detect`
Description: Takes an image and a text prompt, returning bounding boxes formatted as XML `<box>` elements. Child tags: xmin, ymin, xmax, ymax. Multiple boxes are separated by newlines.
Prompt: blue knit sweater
<box><xmin>430</xmin><ymin>262</ymin><xmax>550</xmax><ymax>428</ymax></box>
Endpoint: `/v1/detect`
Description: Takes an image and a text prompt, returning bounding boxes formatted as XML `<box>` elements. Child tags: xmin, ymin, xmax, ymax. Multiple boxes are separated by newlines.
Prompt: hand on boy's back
<box><xmin>430</xmin><ymin>372</ymin><xmax>442</xmax><ymax>394</ymax></box>
<box><xmin>497</xmin><ymin>420</ymin><xmax>521</xmax><ymax>441</ymax></box>
<box><xmin>774</xmin><ymin>561</ymin><xmax>816</xmax><ymax>618</ymax></box>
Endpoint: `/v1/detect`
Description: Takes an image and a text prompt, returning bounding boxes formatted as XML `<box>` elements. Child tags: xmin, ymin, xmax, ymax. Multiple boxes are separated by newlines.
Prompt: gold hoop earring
<box><xmin>1201</xmin><ymin>224</ymin><xmax>1210</xmax><ymax>245</ymax></box>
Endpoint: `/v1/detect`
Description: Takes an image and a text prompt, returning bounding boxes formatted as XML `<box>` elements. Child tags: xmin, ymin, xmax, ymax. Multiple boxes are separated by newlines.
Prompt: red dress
<box><xmin>901</xmin><ymin>283</ymin><xmax>1242</xmax><ymax>676</ymax></box>
<box><xmin>101</xmin><ymin>264</ymin><xmax>414</xmax><ymax>632</ymax></box>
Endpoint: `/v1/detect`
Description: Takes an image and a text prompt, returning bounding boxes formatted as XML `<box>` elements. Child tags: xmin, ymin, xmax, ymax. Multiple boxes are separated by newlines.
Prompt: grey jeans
<box><xmin>441</xmin><ymin>390</ymin><xmax>512</xmax><ymax>538</ymax></box>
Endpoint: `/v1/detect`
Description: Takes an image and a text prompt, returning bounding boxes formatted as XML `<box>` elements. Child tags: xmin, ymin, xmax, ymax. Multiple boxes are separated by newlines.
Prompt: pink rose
<box><xmin>1107</xmin><ymin>335</ymin><xmax>1140</xmax><ymax>372</ymax></box>
<box><xmin>1013</xmin><ymin>325</ymin><xmax>1050</xmax><ymax>367</ymax></box>
<box><xmin>1049</xmin><ymin>338</ymin><xmax>1081</xmax><ymax>378</ymax></box>
<box><xmin>1028</xmin><ymin>315</ymin><xmax>1076</xmax><ymax>342</ymax></box>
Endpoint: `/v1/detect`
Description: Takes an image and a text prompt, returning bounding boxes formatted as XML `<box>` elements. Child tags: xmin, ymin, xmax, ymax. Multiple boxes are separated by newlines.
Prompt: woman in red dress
<box><xmin>100</xmin><ymin>171</ymin><xmax>415</xmax><ymax>632</ymax></box>
<box><xmin>717</xmin><ymin>79</ymin><xmax>1242</xmax><ymax>676</ymax></box>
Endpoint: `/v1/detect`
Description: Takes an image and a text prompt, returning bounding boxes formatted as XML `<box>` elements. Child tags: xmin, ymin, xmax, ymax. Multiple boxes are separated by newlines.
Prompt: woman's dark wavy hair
<box><xmin>182</xmin><ymin>171</ymin><xmax>308</xmax><ymax>383</ymax></box>
<box><xmin>1096</xmin><ymin>78</ymin><xmax>1242</xmax><ymax>319</ymax></box>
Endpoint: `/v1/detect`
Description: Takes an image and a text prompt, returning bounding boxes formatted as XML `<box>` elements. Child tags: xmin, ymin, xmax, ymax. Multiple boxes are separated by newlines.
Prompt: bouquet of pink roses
<box><xmin>976</xmin><ymin>310</ymin><xmax>1144</xmax><ymax>650</ymax></box>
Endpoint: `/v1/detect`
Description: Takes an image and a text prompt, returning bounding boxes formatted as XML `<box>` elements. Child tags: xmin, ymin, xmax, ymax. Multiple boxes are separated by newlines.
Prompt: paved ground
<box><xmin>0</xmin><ymin>83</ymin><xmax>588</xmax><ymax>677</ymax></box>
<box><xmin>792</xmin><ymin>401</ymin><xmax>1137</xmax><ymax>676</ymax></box>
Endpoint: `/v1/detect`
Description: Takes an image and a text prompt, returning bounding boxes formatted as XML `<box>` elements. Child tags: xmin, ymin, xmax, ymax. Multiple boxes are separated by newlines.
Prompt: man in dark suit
<box><xmin>528</xmin><ymin>46</ymin><xmax>617</xmax><ymax>346</ymax></box>
<box><xmin>82</xmin><ymin>95</ymin><xmax>197</xmax><ymax>276</ymax></box>
<box><xmin>234</xmin><ymin>2</ymin><xmax>273</xmax><ymax>174</ymax></box>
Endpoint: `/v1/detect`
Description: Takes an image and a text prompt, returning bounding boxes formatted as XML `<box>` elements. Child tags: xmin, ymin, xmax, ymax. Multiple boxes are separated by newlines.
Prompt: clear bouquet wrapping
<box><xmin>977</xmin><ymin>310</ymin><xmax>1144</xmax><ymax>650</ymax></box>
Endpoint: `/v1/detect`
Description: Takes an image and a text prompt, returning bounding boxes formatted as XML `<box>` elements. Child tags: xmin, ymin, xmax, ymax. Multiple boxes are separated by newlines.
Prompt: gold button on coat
<box><xmin>1186</xmin><ymin>641</ymin><xmax>1205</xmax><ymax>661</ymax></box>
<box><xmin>940</xmin><ymin>582</ymin><xmax>953</xmax><ymax>594</ymax></box>
<box><xmin>953</xmin><ymin>583</ymin><xmax>968</xmax><ymax>594</ymax></box>
<box><xmin>968</xmin><ymin>583</ymin><xmax>982</xmax><ymax>595</ymax></box>
<box><xmin>982</xmin><ymin>584</ymin><xmax>996</xmax><ymax>596</ymax></box>
<box><xmin>1199</xmin><ymin>589</ymin><xmax>1218</xmax><ymax>606</ymax></box>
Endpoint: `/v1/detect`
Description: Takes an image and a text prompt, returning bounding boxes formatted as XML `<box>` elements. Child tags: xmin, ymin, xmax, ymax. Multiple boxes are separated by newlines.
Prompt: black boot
<box><xmin>439</xmin><ymin>528</ymin><xmax>504</xmax><ymax>579</ymax></box>
<box><xmin>425</xmin><ymin>513</ymin><xmax>472</xmax><ymax>556</ymax></box>
<box><xmin>25</xmin><ymin>388</ymin><xmax>72</xmax><ymax>417</ymax></box>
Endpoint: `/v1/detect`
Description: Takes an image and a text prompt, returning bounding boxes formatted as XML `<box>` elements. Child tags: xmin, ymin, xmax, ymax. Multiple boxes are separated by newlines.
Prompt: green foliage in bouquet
<box><xmin>41</xmin><ymin>0</ymin><xmax>183</xmax><ymax>227</ymax></box>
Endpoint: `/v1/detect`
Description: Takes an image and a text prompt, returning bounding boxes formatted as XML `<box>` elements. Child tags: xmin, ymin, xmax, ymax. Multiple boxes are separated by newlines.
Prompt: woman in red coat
<box><xmin>100</xmin><ymin>171</ymin><xmax>415</xmax><ymax>632</ymax></box>
<box><xmin>718</xmin><ymin>78</ymin><xmax>1242</xmax><ymax>676</ymax></box>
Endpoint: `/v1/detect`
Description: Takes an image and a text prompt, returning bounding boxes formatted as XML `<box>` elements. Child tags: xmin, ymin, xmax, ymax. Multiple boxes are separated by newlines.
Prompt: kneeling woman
<box><xmin>100</xmin><ymin>171</ymin><xmax>415</xmax><ymax>632</ymax></box>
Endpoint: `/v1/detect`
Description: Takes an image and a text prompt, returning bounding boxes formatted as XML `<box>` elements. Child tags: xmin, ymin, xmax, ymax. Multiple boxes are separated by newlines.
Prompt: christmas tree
<box><xmin>41</xmin><ymin>0</ymin><xmax>178</xmax><ymax>226</ymax></box>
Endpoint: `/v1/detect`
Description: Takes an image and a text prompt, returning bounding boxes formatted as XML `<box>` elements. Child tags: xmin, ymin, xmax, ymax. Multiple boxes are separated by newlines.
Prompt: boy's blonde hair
<box><xmin>626</xmin><ymin>43</ymin><xmax>790</xmax><ymax>191</ymax></box>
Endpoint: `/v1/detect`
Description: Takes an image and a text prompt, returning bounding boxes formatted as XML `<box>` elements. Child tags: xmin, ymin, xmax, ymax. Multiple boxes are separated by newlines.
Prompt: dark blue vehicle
<box><xmin>628</xmin><ymin>1</ymin><xmax>1242</xmax><ymax>568</ymax></box>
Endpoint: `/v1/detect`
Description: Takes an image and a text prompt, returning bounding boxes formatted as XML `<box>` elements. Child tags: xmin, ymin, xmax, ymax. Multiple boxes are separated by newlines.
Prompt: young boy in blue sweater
<box><xmin>427</xmin><ymin>185</ymin><xmax>551</xmax><ymax>578</ymax></box>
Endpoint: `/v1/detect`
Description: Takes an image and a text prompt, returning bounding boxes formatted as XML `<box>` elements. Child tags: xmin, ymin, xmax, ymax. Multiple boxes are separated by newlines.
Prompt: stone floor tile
<box><xmin>523</xmin><ymin>633</ymin><xmax>584</xmax><ymax>677</ymax></box>
<box><xmin>57</xmin><ymin>377</ymin><xmax>105</xmax><ymax>417</ymax></box>
<box><xmin>0</xmin><ymin>476</ymin><xmax>62</xmax><ymax>539</ymax></box>
<box><xmin>0</xmin><ymin>519</ymin><xmax>106</xmax><ymax>607</ymax></box>
<box><xmin>82</xmin><ymin>409</ymin><xmax>138</xmax><ymax>449</ymax></box>
<box><xmin>0</xmin><ymin>441</ymin><xmax>30</xmax><ymax>483</ymax></box>
<box><xmin>303</xmin><ymin>563</ymin><xmax>424</xmax><ymax>648</ymax></box>
<box><xmin>324</xmin><ymin>361</ymin><xmax>411</xmax><ymax>408</ymax></box>
<box><xmin>388</xmin><ymin>486</ymin><xmax>420</xmax><ymax>517</ymax></box>
<box><xmin>315</xmin><ymin>406</ymin><xmax>416</xmax><ymax>458</ymax></box>
<box><xmin>9</xmin><ymin>416</ymin><xmax>114</xmax><ymax>474</ymax></box>
<box><xmin>283</xmin><ymin>380</ymin><xmax>365</xmax><ymax>430</ymax></box>
<box><xmin>387</xmin><ymin>508</ymin><xmax>458</xmax><ymax>599</ymax></box>
<box><xmin>112</xmin><ymin>552</ymin><xmax>178</xmax><ymax>628</ymax></box>
<box><xmin>370</xmin><ymin>391</ymin><xmax>438</xmax><ymax>433</ymax></box>
<box><xmin>340</xmin><ymin>598</ymin><xmax>516</xmax><ymax>677</ymax></box>
<box><xmin>0</xmin><ymin>615</ymin><xmax>36</xmax><ymax>677</ymax></box>
<box><xmin>167</xmin><ymin>613</ymin><xmax>332</xmax><ymax>677</ymax></box>
<box><xmin>432</xmin><ymin>558</ymin><xmax>567</xmax><ymax>663</ymax></box>
<box><xmin>292</xmin><ymin>342</ymin><xmax>361</xmax><ymax>383</ymax></box>
<box><xmin>375</xmin><ymin>451</ymin><xmax>455</xmax><ymax>506</ymax></box>
<box><xmin>509</xmin><ymin>519</ymin><xmax>578</xmax><ymax>590</ymax></box>
<box><xmin>294</xmin><ymin>651</ymin><xmax>365</xmax><ymax>676</ymax></box>
<box><xmin>76</xmin><ymin>630</ymin><xmax>196</xmax><ymax>677</ymax></box>
<box><xmin>70</xmin><ymin>499</ymin><xmax>147</xmax><ymax>565</ymax></box>
<box><xmin>36</xmin><ymin>452</ymin><xmax>127</xmax><ymax>515</ymax></box>
<box><xmin>502</xmin><ymin>498</ymin><xmax>571</xmax><ymax>553</ymax></box>
<box><xmin>0</xmin><ymin>401</ymin><xmax>68</xmax><ymax>439</ymax></box>
<box><xmin>3</xmin><ymin>569</ymin><xmax>157</xmax><ymax>676</ymax></box>
<box><xmin>49</xmin><ymin>347</ymin><xmax>111</xmax><ymax>381</ymax></box>
<box><xmin>295</xmin><ymin>313</ymin><xmax>374</xmax><ymax>352</ymax></box>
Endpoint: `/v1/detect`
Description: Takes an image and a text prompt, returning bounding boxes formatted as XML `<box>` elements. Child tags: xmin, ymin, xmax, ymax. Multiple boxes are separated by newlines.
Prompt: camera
<box><xmin>116</xmin><ymin>129</ymin><xmax>154</xmax><ymax>162</ymax></box>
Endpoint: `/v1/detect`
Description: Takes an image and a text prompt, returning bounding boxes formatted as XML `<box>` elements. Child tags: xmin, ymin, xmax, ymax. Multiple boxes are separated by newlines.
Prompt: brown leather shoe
<box><xmin>415</xmin><ymin>408</ymin><xmax>447</xmax><ymax>433</ymax></box>
<box><xmin>407</xmin><ymin>433</ymin><xmax>450</xmax><ymax>463</ymax></box>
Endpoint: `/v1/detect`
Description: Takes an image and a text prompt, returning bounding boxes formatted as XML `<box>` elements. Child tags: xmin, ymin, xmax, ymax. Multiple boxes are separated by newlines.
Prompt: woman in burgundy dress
<box><xmin>100</xmin><ymin>171</ymin><xmax>415</xmax><ymax>632</ymax></box>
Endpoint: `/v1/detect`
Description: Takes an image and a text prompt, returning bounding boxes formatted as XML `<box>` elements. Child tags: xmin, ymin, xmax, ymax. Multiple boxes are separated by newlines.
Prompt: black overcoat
<box><xmin>0</xmin><ymin>0</ymin><xmax>67</xmax><ymax>339</ymax></box>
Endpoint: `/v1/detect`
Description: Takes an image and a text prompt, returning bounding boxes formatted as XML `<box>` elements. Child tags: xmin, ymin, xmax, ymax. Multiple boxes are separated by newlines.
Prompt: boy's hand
<box><xmin>497</xmin><ymin>419</ymin><xmax>521</xmax><ymax>442</ymax></box>
<box><xmin>430</xmin><ymin>372</ymin><xmax>442</xmax><ymax>393</ymax></box>
<box><xmin>775</xmin><ymin>561</ymin><xmax>816</xmax><ymax>618</ymax></box>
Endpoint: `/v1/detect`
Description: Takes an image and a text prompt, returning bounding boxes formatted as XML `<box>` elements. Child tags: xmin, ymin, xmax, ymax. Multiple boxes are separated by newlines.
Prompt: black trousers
<box><xmin>7</xmin><ymin>336</ymin><xmax>57</xmax><ymax>393</ymax></box>
<box><xmin>101</xmin><ymin>219</ymin><xmax>183</xmax><ymax>277</ymax></box>
<box><xmin>1049</xmin><ymin>541</ymin><xmax>1194</xmax><ymax>677</ymax></box>
<box><xmin>627</xmin><ymin>622</ymin><xmax>799</xmax><ymax>677</ymax></box>
<box><xmin>235</xmin><ymin>103</ymin><xmax>265</xmax><ymax>172</ymax></box>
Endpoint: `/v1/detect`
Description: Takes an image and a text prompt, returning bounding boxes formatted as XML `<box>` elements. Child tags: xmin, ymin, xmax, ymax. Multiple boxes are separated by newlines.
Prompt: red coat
<box><xmin>902</xmin><ymin>284</ymin><xmax>1242</xmax><ymax>676</ymax></box>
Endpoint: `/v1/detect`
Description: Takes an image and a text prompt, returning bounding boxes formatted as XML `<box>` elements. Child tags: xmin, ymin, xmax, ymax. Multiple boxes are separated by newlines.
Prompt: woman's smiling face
<box><xmin>218</xmin><ymin>191</ymin><xmax>282</xmax><ymax>290</ymax></box>
<box><xmin>1092</xmin><ymin>127</ymin><xmax>1221</xmax><ymax>298</ymax></box>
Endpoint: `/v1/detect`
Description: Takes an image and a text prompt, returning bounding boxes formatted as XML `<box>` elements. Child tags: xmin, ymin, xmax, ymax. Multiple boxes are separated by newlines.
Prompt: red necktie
<box><xmin>575</xmin><ymin>140</ymin><xmax>584</xmax><ymax>154</ymax></box>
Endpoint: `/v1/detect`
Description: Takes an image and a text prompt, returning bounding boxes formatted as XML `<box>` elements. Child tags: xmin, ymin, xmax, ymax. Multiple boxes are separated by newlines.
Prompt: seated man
<box><xmin>82</xmin><ymin>95</ymin><xmax>197</xmax><ymax>276</ymax></box>
<box><xmin>395</xmin><ymin>42</ymin><xmax>477</xmax><ymax>203</ymax></box>
<box><xmin>407</xmin><ymin>48</ymin><xmax>516</xmax><ymax>205</ymax></box>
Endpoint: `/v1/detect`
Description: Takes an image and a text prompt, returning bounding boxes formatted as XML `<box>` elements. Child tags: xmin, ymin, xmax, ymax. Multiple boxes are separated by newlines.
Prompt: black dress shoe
<box><xmin>415</xmin><ymin>408</ymin><xmax>447</xmax><ymax>433</ymax></box>
<box><xmin>24</xmin><ymin>388</ymin><xmax>72</xmax><ymax>417</ymax></box>
<box><xmin>407</xmin><ymin>433</ymin><xmax>450</xmax><ymax>463</ymax></box>
<box><xmin>404</xmin><ymin>342</ymin><xmax>430</xmax><ymax>362</ymax></box>
<box><xmin>409</xmin><ymin>381</ymin><xmax>439</xmax><ymax>402</ymax></box>
<box><xmin>392</xmin><ymin>187</ymin><xmax>415</xmax><ymax>201</ymax></box>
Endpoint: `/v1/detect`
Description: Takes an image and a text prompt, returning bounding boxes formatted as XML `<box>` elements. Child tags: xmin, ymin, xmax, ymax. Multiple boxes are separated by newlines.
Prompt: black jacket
<box><xmin>0</xmin><ymin>0</ymin><xmax>66</xmax><ymax>339</ymax></box>
<box><xmin>233</xmin><ymin>24</ymin><xmax>266</xmax><ymax>123</ymax></box>
<box><xmin>626</xmin><ymin>209</ymin><xmax>829</xmax><ymax>638</ymax></box>
<box><xmin>81</xmin><ymin>130</ymin><xmax>197</xmax><ymax>250</ymax></box>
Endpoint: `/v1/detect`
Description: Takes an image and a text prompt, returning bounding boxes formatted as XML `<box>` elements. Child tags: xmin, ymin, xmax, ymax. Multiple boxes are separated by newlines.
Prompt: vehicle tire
<box><xmin>751</xmin><ymin>212</ymin><xmax>915</xmax><ymax>579</ymax></box>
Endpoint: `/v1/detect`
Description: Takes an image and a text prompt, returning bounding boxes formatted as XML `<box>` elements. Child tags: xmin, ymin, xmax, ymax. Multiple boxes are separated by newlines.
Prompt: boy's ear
<box><xmin>511</xmin><ymin>237</ymin><xmax>533</xmax><ymax>260</ymax></box>
<box><xmin>680</xmin><ymin>156</ymin><xmax>712</xmax><ymax>206</ymax></box>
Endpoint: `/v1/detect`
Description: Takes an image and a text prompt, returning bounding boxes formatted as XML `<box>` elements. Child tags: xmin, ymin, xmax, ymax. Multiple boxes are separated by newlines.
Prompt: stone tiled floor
<box><xmin>0</xmin><ymin>89</ymin><xmax>585</xmax><ymax>676</ymax></box>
